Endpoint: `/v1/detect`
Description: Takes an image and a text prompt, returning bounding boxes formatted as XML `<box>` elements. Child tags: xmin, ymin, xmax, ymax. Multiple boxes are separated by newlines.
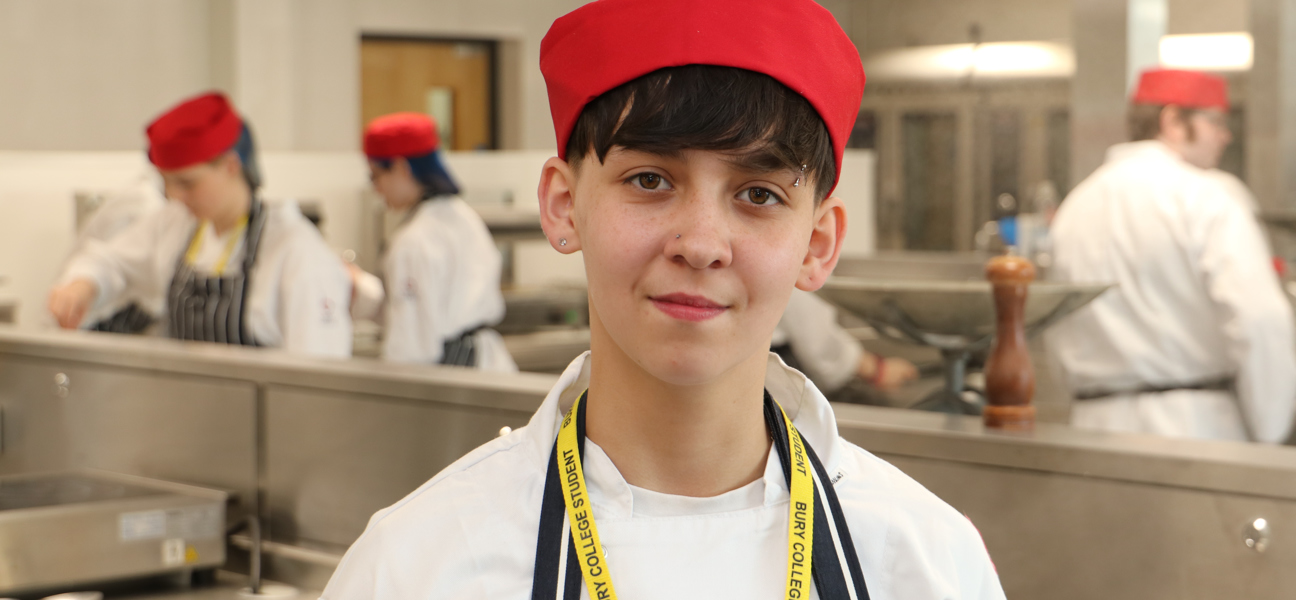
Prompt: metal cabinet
<box><xmin>882</xmin><ymin>455</ymin><xmax>1294</xmax><ymax>599</ymax></box>
<box><xmin>0</xmin><ymin>354</ymin><xmax>258</xmax><ymax>503</ymax></box>
<box><xmin>263</xmin><ymin>385</ymin><xmax>532</xmax><ymax>549</ymax></box>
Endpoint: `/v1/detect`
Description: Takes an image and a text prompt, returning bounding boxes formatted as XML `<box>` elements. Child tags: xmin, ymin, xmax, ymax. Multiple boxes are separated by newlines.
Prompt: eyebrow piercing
<box><xmin>793</xmin><ymin>164</ymin><xmax>807</xmax><ymax>188</ymax></box>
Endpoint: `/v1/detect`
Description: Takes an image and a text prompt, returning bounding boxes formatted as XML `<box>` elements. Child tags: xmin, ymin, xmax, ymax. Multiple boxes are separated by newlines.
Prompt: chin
<box><xmin>631</xmin><ymin>337</ymin><xmax>749</xmax><ymax>387</ymax></box>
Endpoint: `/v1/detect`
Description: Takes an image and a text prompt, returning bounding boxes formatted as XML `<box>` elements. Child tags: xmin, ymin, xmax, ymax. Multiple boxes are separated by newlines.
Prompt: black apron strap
<box><xmin>237</xmin><ymin>199</ymin><xmax>267</xmax><ymax>345</ymax></box>
<box><xmin>530</xmin><ymin>438</ymin><xmax>567</xmax><ymax>600</ymax></box>
<box><xmin>804</xmin><ymin>432</ymin><xmax>871</xmax><ymax>600</ymax></box>
<box><xmin>533</xmin><ymin>395</ymin><xmax>589</xmax><ymax>600</ymax></box>
<box><xmin>531</xmin><ymin>391</ymin><xmax>868</xmax><ymax>599</ymax></box>
<box><xmin>764</xmin><ymin>391</ymin><xmax>867</xmax><ymax>600</ymax></box>
<box><xmin>1073</xmin><ymin>376</ymin><xmax>1235</xmax><ymax>401</ymax></box>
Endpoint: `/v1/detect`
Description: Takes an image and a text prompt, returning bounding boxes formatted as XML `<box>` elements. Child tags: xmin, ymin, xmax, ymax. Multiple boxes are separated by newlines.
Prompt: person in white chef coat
<box><xmin>350</xmin><ymin>112</ymin><xmax>516</xmax><ymax>370</ymax></box>
<box><xmin>61</xmin><ymin>172</ymin><xmax>166</xmax><ymax>334</ymax></box>
<box><xmin>322</xmin><ymin>1</ymin><xmax>1004</xmax><ymax>598</ymax></box>
<box><xmin>773</xmin><ymin>289</ymin><xmax>919</xmax><ymax>399</ymax></box>
<box><xmin>47</xmin><ymin>92</ymin><xmax>352</xmax><ymax>357</ymax></box>
<box><xmin>1049</xmin><ymin>68</ymin><xmax>1296</xmax><ymax>443</ymax></box>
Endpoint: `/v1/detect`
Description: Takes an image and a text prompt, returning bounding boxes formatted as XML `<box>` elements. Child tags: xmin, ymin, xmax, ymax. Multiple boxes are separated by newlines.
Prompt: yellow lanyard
<box><xmin>184</xmin><ymin>216</ymin><xmax>248</xmax><ymax>277</ymax></box>
<box><xmin>555</xmin><ymin>392</ymin><xmax>816</xmax><ymax>600</ymax></box>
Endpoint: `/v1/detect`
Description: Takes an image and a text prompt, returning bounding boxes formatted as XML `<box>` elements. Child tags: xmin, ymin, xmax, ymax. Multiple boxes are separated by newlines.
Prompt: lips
<box><xmin>650</xmin><ymin>293</ymin><xmax>728</xmax><ymax>322</ymax></box>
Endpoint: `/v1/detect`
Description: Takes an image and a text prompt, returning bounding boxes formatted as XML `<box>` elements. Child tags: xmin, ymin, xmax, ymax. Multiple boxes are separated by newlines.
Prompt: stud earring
<box><xmin>559</xmin><ymin>238</ymin><xmax>567</xmax><ymax>246</ymax></box>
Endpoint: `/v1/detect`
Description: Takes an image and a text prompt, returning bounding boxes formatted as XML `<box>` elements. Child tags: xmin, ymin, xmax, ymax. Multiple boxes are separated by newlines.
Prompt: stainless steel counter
<box><xmin>7</xmin><ymin>571</ymin><xmax>319</xmax><ymax>600</ymax></box>
<box><xmin>2</xmin><ymin>328</ymin><xmax>1295</xmax><ymax>599</ymax></box>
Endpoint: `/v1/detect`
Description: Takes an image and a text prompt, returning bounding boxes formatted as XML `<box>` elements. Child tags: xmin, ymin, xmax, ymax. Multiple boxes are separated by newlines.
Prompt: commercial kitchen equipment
<box><xmin>819</xmin><ymin>275</ymin><xmax>1108</xmax><ymax>414</ymax></box>
<box><xmin>0</xmin><ymin>470</ymin><xmax>226</xmax><ymax>596</ymax></box>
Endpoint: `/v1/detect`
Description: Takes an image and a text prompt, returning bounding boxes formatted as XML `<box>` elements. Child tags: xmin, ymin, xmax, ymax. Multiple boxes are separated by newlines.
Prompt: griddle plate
<box><xmin>0</xmin><ymin>475</ymin><xmax>163</xmax><ymax>511</ymax></box>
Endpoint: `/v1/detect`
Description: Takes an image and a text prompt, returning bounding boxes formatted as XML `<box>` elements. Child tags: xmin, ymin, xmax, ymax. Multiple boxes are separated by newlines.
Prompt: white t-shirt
<box><xmin>322</xmin><ymin>352</ymin><xmax>1005</xmax><ymax>599</ymax></box>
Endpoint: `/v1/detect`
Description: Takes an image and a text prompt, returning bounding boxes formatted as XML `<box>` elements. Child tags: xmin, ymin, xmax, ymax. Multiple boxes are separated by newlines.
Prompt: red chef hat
<box><xmin>364</xmin><ymin>113</ymin><xmax>441</xmax><ymax>159</ymax></box>
<box><xmin>1132</xmin><ymin>68</ymin><xmax>1230</xmax><ymax>111</ymax></box>
<box><xmin>540</xmin><ymin>0</ymin><xmax>866</xmax><ymax>195</ymax></box>
<box><xmin>146</xmin><ymin>92</ymin><xmax>243</xmax><ymax>170</ymax></box>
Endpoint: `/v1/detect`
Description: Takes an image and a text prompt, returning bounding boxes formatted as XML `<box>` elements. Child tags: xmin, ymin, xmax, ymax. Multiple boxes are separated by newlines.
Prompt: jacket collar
<box><xmin>520</xmin><ymin>351</ymin><xmax>844</xmax><ymax>515</ymax></box>
<box><xmin>1105</xmin><ymin>139</ymin><xmax>1188</xmax><ymax>167</ymax></box>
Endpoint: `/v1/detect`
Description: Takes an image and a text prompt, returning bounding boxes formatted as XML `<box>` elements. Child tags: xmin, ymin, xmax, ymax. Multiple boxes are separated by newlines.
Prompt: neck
<box><xmin>584</xmin><ymin>312</ymin><xmax>772</xmax><ymax>497</ymax></box>
<box><xmin>212</xmin><ymin>186</ymin><xmax>252</xmax><ymax>235</ymax></box>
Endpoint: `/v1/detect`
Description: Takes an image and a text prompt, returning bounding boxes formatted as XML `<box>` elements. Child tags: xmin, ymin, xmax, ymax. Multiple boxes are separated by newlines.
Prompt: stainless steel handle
<box><xmin>1244</xmin><ymin>517</ymin><xmax>1271</xmax><ymax>553</ymax></box>
<box><xmin>53</xmin><ymin>373</ymin><xmax>70</xmax><ymax>398</ymax></box>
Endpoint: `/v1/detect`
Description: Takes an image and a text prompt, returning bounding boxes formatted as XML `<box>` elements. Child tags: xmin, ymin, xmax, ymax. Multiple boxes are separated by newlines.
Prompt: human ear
<box><xmin>392</xmin><ymin>157</ymin><xmax>413</xmax><ymax>179</ymax></box>
<box><xmin>219</xmin><ymin>152</ymin><xmax>241</xmax><ymax>179</ymax></box>
<box><xmin>537</xmin><ymin>156</ymin><xmax>581</xmax><ymax>253</ymax></box>
<box><xmin>1159</xmin><ymin>106</ymin><xmax>1187</xmax><ymax>142</ymax></box>
<box><xmin>795</xmin><ymin>196</ymin><xmax>846</xmax><ymax>292</ymax></box>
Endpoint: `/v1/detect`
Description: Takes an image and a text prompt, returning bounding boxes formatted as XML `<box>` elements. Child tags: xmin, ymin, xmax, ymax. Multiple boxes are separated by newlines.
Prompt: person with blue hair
<box><xmin>353</xmin><ymin>112</ymin><xmax>515</xmax><ymax>370</ymax></box>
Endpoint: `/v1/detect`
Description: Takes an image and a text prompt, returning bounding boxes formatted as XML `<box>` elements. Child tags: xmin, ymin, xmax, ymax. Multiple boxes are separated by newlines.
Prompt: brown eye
<box><xmin>744</xmin><ymin>187</ymin><xmax>782</xmax><ymax>206</ymax></box>
<box><xmin>636</xmin><ymin>173</ymin><xmax>663</xmax><ymax>189</ymax></box>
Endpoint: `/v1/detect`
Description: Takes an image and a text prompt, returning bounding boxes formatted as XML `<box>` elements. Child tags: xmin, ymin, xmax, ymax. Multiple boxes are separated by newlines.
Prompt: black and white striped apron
<box><xmin>90</xmin><ymin>302</ymin><xmax>154</xmax><ymax>335</ymax></box>
<box><xmin>441</xmin><ymin>324</ymin><xmax>489</xmax><ymax>367</ymax></box>
<box><xmin>166</xmin><ymin>200</ymin><xmax>267</xmax><ymax>346</ymax></box>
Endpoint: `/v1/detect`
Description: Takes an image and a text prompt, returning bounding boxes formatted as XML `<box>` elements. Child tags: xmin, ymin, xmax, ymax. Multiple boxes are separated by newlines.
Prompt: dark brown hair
<box><xmin>565</xmin><ymin>65</ymin><xmax>836</xmax><ymax>200</ymax></box>
<box><xmin>1128</xmin><ymin>104</ymin><xmax>1199</xmax><ymax>142</ymax></box>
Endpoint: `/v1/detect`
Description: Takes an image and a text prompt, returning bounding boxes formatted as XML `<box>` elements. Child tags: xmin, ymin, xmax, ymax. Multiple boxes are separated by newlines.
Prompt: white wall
<box><xmin>0</xmin><ymin>0</ymin><xmax>874</xmax><ymax>155</ymax></box>
<box><xmin>0</xmin><ymin>0</ymin><xmax>212</xmax><ymax>151</ymax></box>
<box><xmin>1169</xmin><ymin>0</ymin><xmax>1249</xmax><ymax>34</ymax></box>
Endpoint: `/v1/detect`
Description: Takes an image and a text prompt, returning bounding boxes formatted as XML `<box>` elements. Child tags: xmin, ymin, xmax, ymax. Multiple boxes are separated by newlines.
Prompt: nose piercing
<box><xmin>793</xmin><ymin>164</ymin><xmax>807</xmax><ymax>188</ymax></box>
<box><xmin>675</xmin><ymin>234</ymin><xmax>681</xmax><ymax>239</ymax></box>
<box><xmin>560</xmin><ymin>238</ymin><xmax>567</xmax><ymax>246</ymax></box>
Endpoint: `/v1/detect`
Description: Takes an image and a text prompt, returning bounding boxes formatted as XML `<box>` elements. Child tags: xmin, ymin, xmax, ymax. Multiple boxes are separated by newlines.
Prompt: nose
<box><xmin>665</xmin><ymin>190</ymin><xmax>734</xmax><ymax>270</ymax></box>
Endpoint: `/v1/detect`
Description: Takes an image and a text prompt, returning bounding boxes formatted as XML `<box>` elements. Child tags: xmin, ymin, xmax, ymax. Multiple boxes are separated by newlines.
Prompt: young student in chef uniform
<box><xmin>1049</xmin><ymin>69</ymin><xmax>1296</xmax><ymax>443</ymax></box>
<box><xmin>350</xmin><ymin>113</ymin><xmax>517</xmax><ymax>370</ymax></box>
<box><xmin>47</xmin><ymin>92</ymin><xmax>353</xmax><ymax>357</ymax></box>
<box><xmin>323</xmin><ymin>0</ymin><xmax>1005</xmax><ymax>598</ymax></box>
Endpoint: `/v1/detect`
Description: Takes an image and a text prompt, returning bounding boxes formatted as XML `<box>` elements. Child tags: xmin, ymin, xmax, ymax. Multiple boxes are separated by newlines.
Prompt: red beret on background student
<box><xmin>49</xmin><ymin>92</ymin><xmax>353</xmax><ymax>357</ymax></box>
<box><xmin>323</xmin><ymin>0</ymin><xmax>1004</xmax><ymax>598</ymax></box>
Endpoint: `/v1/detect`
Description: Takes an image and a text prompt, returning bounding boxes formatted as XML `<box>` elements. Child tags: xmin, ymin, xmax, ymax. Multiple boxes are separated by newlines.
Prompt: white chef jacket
<box><xmin>63</xmin><ymin>173</ymin><xmax>166</xmax><ymax>324</ymax></box>
<box><xmin>771</xmin><ymin>289</ymin><xmax>863</xmax><ymax>393</ymax></box>
<box><xmin>322</xmin><ymin>352</ymin><xmax>1005</xmax><ymax>600</ymax></box>
<box><xmin>59</xmin><ymin>199</ymin><xmax>352</xmax><ymax>358</ymax></box>
<box><xmin>1048</xmin><ymin>140</ymin><xmax>1296</xmax><ymax>443</ymax></box>
<box><xmin>373</xmin><ymin>198</ymin><xmax>515</xmax><ymax>371</ymax></box>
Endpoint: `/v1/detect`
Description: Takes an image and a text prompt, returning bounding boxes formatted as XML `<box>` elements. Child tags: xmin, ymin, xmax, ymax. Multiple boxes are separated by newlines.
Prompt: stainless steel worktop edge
<box><xmin>834</xmin><ymin>402</ymin><xmax>1296</xmax><ymax>500</ymax></box>
<box><xmin>0</xmin><ymin>328</ymin><xmax>556</xmax><ymax>414</ymax></box>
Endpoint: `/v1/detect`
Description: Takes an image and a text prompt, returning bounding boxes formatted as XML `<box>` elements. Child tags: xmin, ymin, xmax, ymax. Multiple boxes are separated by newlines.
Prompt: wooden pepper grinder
<box><xmin>983</xmin><ymin>255</ymin><xmax>1037</xmax><ymax>430</ymax></box>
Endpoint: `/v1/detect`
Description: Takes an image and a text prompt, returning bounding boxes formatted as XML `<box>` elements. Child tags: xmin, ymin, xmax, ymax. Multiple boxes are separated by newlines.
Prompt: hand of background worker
<box><xmin>858</xmin><ymin>352</ymin><xmax>919</xmax><ymax>390</ymax></box>
<box><xmin>47</xmin><ymin>278</ymin><xmax>99</xmax><ymax>329</ymax></box>
<box><xmin>343</xmin><ymin>261</ymin><xmax>367</xmax><ymax>306</ymax></box>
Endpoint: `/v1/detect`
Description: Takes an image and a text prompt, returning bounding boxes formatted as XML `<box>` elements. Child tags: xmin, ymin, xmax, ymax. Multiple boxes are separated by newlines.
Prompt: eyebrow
<box><xmin>721</xmin><ymin>147</ymin><xmax>799</xmax><ymax>178</ymax></box>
